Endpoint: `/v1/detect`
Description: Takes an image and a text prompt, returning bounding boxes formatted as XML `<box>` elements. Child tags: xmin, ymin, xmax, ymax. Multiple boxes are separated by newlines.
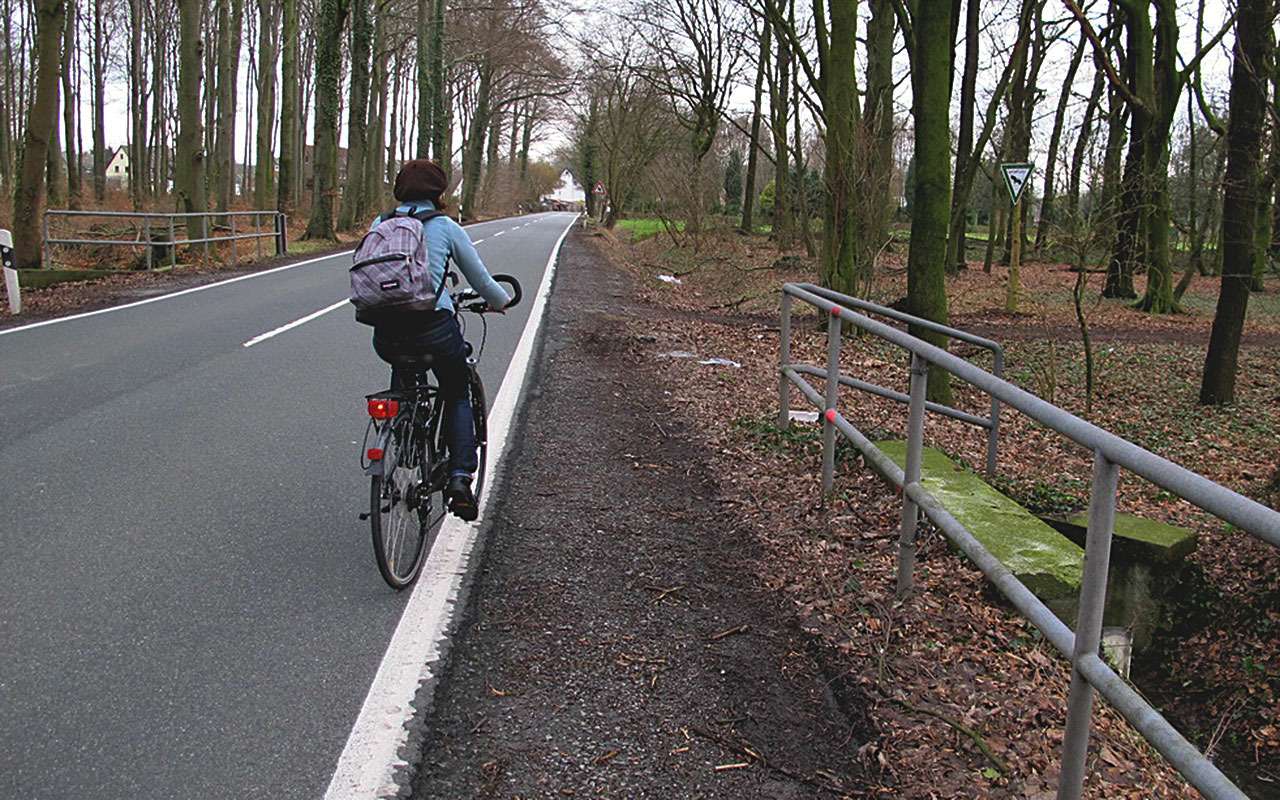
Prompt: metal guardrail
<box><xmin>779</xmin><ymin>282</ymin><xmax>1280</xmax><ymax>800</ymax></box>
<box><xmin>43</xmin><ymin>210</ymin><xmax>287</xmax><ymax>270</ymax></box>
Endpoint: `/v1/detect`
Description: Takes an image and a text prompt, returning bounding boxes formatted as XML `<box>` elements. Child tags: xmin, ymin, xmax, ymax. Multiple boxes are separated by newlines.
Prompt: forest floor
<box><xmin>599</xmin><ymin>221</ymin><xmax>1280</xmax><ymax>798</ymax></box>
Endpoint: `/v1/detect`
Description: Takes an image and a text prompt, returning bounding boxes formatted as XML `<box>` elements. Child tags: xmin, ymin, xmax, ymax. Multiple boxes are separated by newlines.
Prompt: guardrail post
<box><xmin>253</xmin><ymin>214</ymin><xmax>262</xmax><ymax>260</ymax></box>
<box><xmin>169</xmin><ymin>216</ymin><xmax>177</xmax><ymax>266</ymax></box>
<box><xmin>821</xmin><ymin>308</ymin><xmax>842</xmax><ymax>495</ymax></box>
<box><xmin>778</xmin><ymin>291</ymin><xmax>793</xmax><ymax>430</ymax></box>
<box><xmin>276</xmin><ymin>213</ymin><xmax>288</xmax><ymax>255</ymax></box>
<box><xmin>202</xmin><ymin>215</ymin><xmax>210</xmax><ymax>263</ymax></box>
<box><xmin>143</xmin><ymin>217</ymin><xmax>153</xmax><ymax>271</ymax></box>
<box><xmin>229</xmin><ymin>214</ymin><xmax>238</xmax><ymax>264</ymax></box>
<box><xmin>896</xmin><ymin>352</ymin><xmax>929</xmax><ymax>596</ymax></box>
<box><xmin>1057</xmin><ymin>449</ymin><xmax>1119</xmax><ymax>800</ymax></box>
<box><xmin>987</xmin><ymin>348</ymin><xmax>1004</xmax><ymax>478</ymax></box>
<box><xmin>1</xmin><ymin>229</ymin><xmax>19</xmax><ymax>314</ymax></box>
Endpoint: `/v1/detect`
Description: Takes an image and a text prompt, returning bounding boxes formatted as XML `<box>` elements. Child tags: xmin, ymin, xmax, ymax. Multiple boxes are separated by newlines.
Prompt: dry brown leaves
<box><xmin>596</xmin><ymin>226</ymin><xmax>1280</xmax><ymax>798</ymax></box>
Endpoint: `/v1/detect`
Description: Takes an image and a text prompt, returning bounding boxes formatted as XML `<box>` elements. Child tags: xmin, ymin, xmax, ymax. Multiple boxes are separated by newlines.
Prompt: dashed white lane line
<box><xmin>492</xmin><ymin>230</ymin><xmax>506</xmax><ymax>237</ymax></box>
<box><xmin>241</xmin><ymin>299</ymin><xmax>348</xmax><ymax>347</ymax></box>
<box><xmin>320</xmin><ymin>213</ymin><xmax>579</xmax><ymax>800</ymax></box>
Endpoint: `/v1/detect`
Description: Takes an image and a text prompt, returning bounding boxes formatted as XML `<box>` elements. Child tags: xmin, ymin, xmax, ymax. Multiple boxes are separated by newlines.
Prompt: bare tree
<box><xmin>12</xmin><ymin>0</ymin><xmax>66</xmax><ymax>267</ymax></box>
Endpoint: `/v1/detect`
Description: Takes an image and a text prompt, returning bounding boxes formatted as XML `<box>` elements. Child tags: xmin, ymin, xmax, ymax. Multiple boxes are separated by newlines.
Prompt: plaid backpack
<box><xmin>349</xmin><ymin>208</ymin><xmax>446</xmax><ymax>325</ymax></box>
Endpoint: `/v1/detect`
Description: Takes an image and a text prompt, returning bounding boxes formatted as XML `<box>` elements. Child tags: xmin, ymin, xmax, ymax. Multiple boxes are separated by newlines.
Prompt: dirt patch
<box><xmin>412</xmin><ymin>231</ymin><xmax>873</xmax><ymax>798</ymax></box>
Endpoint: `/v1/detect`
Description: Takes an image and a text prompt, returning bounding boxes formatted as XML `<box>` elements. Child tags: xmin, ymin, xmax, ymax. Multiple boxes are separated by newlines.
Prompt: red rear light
<box><xmin>366</xmin><ymin>447</ymin><xmax>384</xmax><ymax>461</ymax></box>
<box><xmin>367</xmin><ymin>398</ymin><xmax>399</xmax><ymax>420</ymax></box>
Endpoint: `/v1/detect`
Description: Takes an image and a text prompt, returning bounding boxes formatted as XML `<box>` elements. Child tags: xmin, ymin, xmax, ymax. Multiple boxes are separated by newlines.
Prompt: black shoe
<box><xmin>445</xmin><ymin>475</ymin><xmax>479</xmax><ymax>522</ymax></box>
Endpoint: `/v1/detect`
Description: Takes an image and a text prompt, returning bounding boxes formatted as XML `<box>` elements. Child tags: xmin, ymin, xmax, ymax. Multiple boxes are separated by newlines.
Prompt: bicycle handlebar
<box><xmin>455</xmin><ymin>273</ymin><xmax>523</xmax><ymax>314</ymax></box>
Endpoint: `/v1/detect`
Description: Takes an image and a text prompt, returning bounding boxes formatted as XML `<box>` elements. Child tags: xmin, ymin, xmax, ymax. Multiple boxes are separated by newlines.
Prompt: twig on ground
<box><xmin>688</xmin><ymin>725</ymin><xmax>845</xmax><ymax>793</ymax></box>
<box><xmin>889</xmin><ymin>697</ymin><xmax>1011</xmax><ymax>776</ymax></box>
<box><xmin>708</xmin><ymin>624</ymin><xmax>750</xmax><ymax>641</ymax></box>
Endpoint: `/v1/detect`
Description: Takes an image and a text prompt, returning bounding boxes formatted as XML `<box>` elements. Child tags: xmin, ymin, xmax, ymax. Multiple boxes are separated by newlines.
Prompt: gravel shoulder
<box><xmin>411</xmin><ymin>231</ymin><xmax>872</xmax><ymax>799</ymax></box>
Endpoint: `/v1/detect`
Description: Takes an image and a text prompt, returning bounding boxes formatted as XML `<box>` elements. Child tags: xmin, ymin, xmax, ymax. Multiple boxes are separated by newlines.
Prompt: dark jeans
<box><xmin>372</xmin><ymin>311</ymin><xmax>477</xmax><ymax>478</ymax></box>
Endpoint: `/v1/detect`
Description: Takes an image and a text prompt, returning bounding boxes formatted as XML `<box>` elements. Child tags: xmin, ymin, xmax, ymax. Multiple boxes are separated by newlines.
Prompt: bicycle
<box><xmin>358</xmin><ymin>272</ymin><xmax>523</xmax><ymax>590</ymax></box>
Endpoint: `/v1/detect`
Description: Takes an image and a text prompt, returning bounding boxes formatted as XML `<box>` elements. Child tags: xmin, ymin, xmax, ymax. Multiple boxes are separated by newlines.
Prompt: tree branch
<box><xmin>1060</xmin><ymin>0</ymin><xmax>1144</xmax><ymax>110</ymax></box>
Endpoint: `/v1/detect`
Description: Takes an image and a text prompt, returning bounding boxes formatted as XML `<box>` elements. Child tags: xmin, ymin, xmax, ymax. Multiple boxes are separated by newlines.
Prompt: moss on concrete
<box><xmin>1064</xmin><ymin>512</ymin><xmax>1197</xmax><ymax>564</ymax></box>
<box><xmin>877</xmin><ymin>440</ymin><xmax>1084</xmax><ymax>621</ymax></box>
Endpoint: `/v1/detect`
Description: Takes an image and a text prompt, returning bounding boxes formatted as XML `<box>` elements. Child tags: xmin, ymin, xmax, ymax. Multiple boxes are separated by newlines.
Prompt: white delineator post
<box><xmin>1</xmin><ymin>229</ymin><xmax>19</xmax><ymax>315</ymax></box>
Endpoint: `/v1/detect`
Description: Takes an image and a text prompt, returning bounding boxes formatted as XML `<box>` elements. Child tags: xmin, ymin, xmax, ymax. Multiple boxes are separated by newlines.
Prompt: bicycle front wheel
<box><xmin>370</xmin><ymin>413</ymin><xmax>430</xmax><ymax>589</ymax></box>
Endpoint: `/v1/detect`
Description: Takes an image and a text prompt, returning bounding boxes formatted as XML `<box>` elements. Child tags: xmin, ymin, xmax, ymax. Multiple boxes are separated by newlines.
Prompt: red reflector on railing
<box><xmin>367</xmin><ymin>398</ymin><xmax>399</xmax><ymax>420</ymax></box>
<box><xmin>366</xmin><ymin>447</ymin><xmax>384</xmax><ymax>461</ymax></box>
<box><xmin>825</xmin><ymin>409</ymin><xmax>837</xmax><ymax>423</ymax></box>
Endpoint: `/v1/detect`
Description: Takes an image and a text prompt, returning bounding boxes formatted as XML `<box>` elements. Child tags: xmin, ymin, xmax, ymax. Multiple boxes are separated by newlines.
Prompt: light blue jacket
<box><xmin>372</xmin><ymin>201</ymin><xmax>510</xmax><ymax>313</ymax></box>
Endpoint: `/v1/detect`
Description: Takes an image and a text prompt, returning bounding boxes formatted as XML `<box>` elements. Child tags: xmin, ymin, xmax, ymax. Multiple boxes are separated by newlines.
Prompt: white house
<box><xmin>105</xmin><ymin>147</ymin><xmax>130</xmax><ymax>189</ymax></box>
<box><xmin>543</xmin><ymin>170</ymin><xmax>585</xmax><ymax>208</ymax></box>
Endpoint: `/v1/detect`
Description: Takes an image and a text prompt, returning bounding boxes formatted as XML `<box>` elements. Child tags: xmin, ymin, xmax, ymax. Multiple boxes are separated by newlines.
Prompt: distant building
<box><xmin>541</xmin><ymin>170</ymin><xmax>585</xmax><ymax>211</ymax></box>
<box><xmin>106</xmin><ymin>147</ymin><xmax>131</xmax><ymax>189</ymax></box>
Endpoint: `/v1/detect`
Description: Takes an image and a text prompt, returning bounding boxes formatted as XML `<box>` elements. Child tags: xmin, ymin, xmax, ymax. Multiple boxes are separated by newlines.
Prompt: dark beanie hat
<box><xmin>394</xmin><ymin>159</ymin><xmax>449</xmax><ymax>202</ymax></box>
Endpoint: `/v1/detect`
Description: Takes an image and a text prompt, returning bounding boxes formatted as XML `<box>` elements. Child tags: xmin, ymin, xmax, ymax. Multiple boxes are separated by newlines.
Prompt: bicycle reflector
<box><xmin>366</xmin><ymin>447</ymin><xmax>384</xmax><ymax>461</ymax></box>
<box><xmin>367</xmin><ymin>398</ymin><xmax>399</xmax><ymax>420</ymax></box>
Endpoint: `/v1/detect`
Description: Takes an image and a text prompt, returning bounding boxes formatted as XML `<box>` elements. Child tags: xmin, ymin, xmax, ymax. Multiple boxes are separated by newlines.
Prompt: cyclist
<box><xmin>369</xmin><ymin>159</ymin><xmax>511</xmax><ymax>521</ymax></box>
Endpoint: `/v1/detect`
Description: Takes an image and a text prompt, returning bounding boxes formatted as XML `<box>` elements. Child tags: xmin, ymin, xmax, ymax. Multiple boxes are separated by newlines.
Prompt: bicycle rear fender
<box><xmin>364</xmin><ymin>424</ymin><xmax>397</xmax><ymax>477</ymax></box>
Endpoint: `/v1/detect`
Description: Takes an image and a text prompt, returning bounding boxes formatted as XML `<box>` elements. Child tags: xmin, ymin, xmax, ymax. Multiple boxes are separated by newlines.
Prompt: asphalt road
<box><xmin>0</xmin><ymin>212</ymin><xmax>579</xmax><ymax>800</ymax></box>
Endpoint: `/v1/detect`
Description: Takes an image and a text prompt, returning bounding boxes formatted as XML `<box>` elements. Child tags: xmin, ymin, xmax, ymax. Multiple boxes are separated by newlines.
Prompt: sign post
<box><xmin>1000</xmin><ymin>163</ymin><xmax>1034</xmax><ymax>313</ymax></box>
<box><xmin>592</xmin><ymin>181</ymin><xmax>606</xmax><ymax>223</ymax></box>
<box><xmin>1</xmin><ymin>229</ymin><xmax>18</xmax><ymax>315</ymax></box>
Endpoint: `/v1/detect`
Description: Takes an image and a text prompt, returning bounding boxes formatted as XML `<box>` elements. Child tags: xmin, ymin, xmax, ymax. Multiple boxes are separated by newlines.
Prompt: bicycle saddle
<box><xmin>372</xmin><ymin>338</ymin><xmax>437</xmax><ymax>370</ymax></box>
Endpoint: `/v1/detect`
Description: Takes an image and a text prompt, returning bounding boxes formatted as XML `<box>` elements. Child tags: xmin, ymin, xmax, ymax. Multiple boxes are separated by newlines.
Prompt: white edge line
<box><xmin>321</xmin><ymin>212</ymin><xmax>579</xmax><ymax>800</ymax></box>
<box><xmin>0</xmin><ymin>248</ymin><xmax>354</xmax><ymax>337</ymax></box>
<box><xmin>0</xmin><ymin>213</ymin><xmax>553</xmax><ymax>339</ymax></box>
<box><xmin>241</xmin><ymin>299</ymin><xmax>349</xmax><ymax>348</ymax></box>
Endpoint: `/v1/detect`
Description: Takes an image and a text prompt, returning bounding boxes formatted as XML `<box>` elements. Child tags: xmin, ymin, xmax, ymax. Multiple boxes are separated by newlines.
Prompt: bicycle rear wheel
<box><xmin>370</xmin><ymin>411</ymin><xmax>430</xmax><ymax>589</ymax></box>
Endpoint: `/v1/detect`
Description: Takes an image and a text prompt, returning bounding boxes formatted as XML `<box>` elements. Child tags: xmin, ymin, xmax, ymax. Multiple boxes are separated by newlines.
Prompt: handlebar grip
<box><xmin>492</xmin><ymin>274</ymin><xmax>523</xmax><ymax>309</ymax></box>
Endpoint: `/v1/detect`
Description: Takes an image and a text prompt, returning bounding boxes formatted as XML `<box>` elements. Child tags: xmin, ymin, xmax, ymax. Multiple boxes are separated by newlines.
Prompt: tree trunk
<box><xmin>175</xmin><ymin>0</ymin><xmax>208</xmax><ymax>240</ymax></box>
<box><xmin>819</xmin><ymin>0</ymin><xmax>859</xmax><ymax>293</ymax></box>
<box><xmin>91</xmin><ymin>0</ymin><xmax>106</xmax><ymax>201</ymax></box>
<box><xmin>429</xmin><ymin>0</ymin><xmax>446</xmax><ymax>163</ymax></box>
<box><xmin>1035</xmin><ymin>31</ymin><xmax>1086</xmax><ymax>253</ymax></box>
<box><xmin>518</xmin><ymin>103</ymin><xmax>532</xmax><ymax>182</ymax></box>
<box><xmin>61</xmin><ymin>0</ymin><xmax>80</xmax><ymax>207</ymax></box>
<box><xmin>413</xmin><ymin>0</ymin><xmax>432</xmax><ymax>158</ymax></box>
<box><xmin>1000</xmin><ymin>0</ymin><xmax>1044</xmax><ymax>267</ymax></box>
<box><xmin>213</xmin><ymin>0</ymin><xmax>244</xmax><ymax>213</ymax></box>
<box><xmin>1200</xmin><ymin>0</ymin><xmax>1271</xmax><ymax>404</ymax></box>
<box><xmin>338</xmin><ymin>0</ymin><xmax>372</xmax><ymax>229</ymax></box>
<box><xmin>277</xmin><ymin>0</ymin><xmax>298</xmax><ymax>214</ymax></box>
<box><xmin>1132</xmin><ymin>0</ymin><xmax>1184</xmax><ymax>313</ymax></box>
<box><xmin>303</xmin><ymin>0</ymin><xmax>349</xmax><ymax>239</ymax></box>
<box><xmin>948</xmin><ymin>0</ymin><xmax>1026</xmax><ymax>273</ymax></box>
<box><xmin>253</xmin><ymin>0</ymin><xmax>278</xmax><ymax>209</ymax></box>
<box><xmin>12</xmin><ymin>0</ymin><xmax>65</xmax><ymax>268</ymax></box>
<box><xmin>946</xmin><ymin>0</ymin><xmax>979</xmax><ymax>272</ymax></box>
<box><xmin>769</xmin><ymin>9</ymin><xmax>791</xmax><ymax>250</ymax></box>
<box><xmin>906</xmin><ymin>0</ymin><xmax>955</xmax><ymax>404</ymax></box>
<box><xmin>460</xmin><ymin>62</ymin><xmax>491</xmax><ymax>219</ymax></box>
<box><xmin>129</xmin><ymin>0</ymin><xmax>147</xmax><ymax>206</ymax></box>
<box><xmin>364</xmin><ymin>5</ymin><xmax>388</xmax><ymax>210</ymax></box>
<box><xmin>862</xmin><ymin>0</ymin><xmax>895</xmax><ymax>280</ymax></box>
<box><xmin>740</xmin><ymin>21</ymin><xmax>769</xmax><ymax>234</ymax></box>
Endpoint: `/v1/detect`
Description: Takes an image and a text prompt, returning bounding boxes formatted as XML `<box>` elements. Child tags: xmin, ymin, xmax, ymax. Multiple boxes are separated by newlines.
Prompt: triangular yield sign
<box><xmin>1001</xmin><ymin>162</ymin><xmax>1034</xmax><ymax>204</ymax></box>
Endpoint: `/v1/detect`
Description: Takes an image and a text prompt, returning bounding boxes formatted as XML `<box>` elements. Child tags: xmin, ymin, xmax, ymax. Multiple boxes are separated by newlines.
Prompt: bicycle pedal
<box><xmin>358</xmin><ymin>511</ymin><xmax>371</xmax><ymax>521</ymax></box>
